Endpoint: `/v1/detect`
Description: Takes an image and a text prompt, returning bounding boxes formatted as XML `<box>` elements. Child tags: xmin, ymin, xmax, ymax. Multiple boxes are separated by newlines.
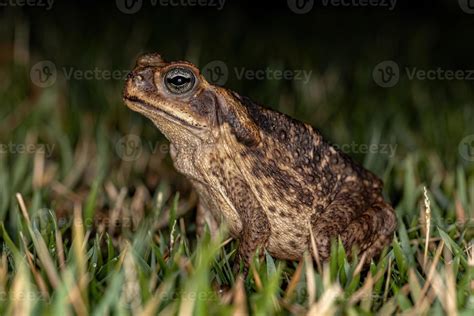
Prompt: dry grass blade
<box><xmin>59</xmin><ymin>269</ymin><xmax>88</xmax><ymax>316</ymax></box>
<box><xmin>408</xmin><ymin>268</ymin><xmax>424</xmax><ymax>309</ymax></box>
<box><xmin>7</xmin><ymin>260</ymin><xmax>33</xmax><ymax>316</ymax></box>
<box><xmin>139</xmin><ymin>280</ymin><xmax>174</xmax><ymax>316</ymax></box>
<box><xmin>16</xmin><ymin>193</ymin><xmax>31</xmax><ymax>224</ymax></box>
<box><xmin>55</xmin><ymin>226</ymin><xmax>66</xmax><ymax>271</ymax></box>
<box><xmin>0</xmin><ymin>255</ymin><xmax>6</xmax><ymax>293</ymax></box>
<box><xmin>72</xmin><ymin>203</ymin><xmax>89</xmax><ymax>311</ymax></box>
<box><xmin>348</xmin><ymin>266</ymin><xmax>386</xmax><ymax>306</ymax></box>
<box><xmin>307</xmin><ymin>284</ymin><xmax>342</xmax><ymax>316</ymax></box>
<box><xmin>429</xmin><ymin>266</ymin><xmax>456</xmax><ymax>315</ymax></box>
<box><xmin>309</xmin><ymin>228</ymin><xmax>322</xmax><ymax>273</ymax></box>
<box><xmin>423</xmin><ymin>186</ymin><xmax>431</xmax><ymax>269</ymax></box>
<box><xmin>66</xmin><ymin>275</ymin><xmax>89</xmax><ymax>316</ymax></box>
<box><xmin>16</xmin><ymin>193</ymin><xmax>60</xmax><ymax>288</ymax></box>
<box><xmin>416</xmin><ymin>240</ymin><xmax>445</xmax><ymax>310</ymax></box>
<box><xmin>19</xmin><ymin>232</ymin><xmax>49</xmax><ymax>300</ymax></box>
<box><xmin>283</xmin><ymin>258</ymin><xmax>304</xmax><ymax>302</ymax></box>
<box><xmin>454</xmin><ymin>198</ymin><xmax>466</xmax><ymax>225</ymax></box>
<box><xmin>25</xmin><ymin>229</ymin><xmax>59</xmax><ymax>287</ymax></box>
<box><xmin>444</xmin><ymin>249</ymin><xmax>458</xmax><ymax>316</ymax></box>
<box><xmin>232</xmin><ymin>276</ymin><xmax>248</xmax><ymax>316</ymax></box>
<box><xmin>304</xmin><ymin>253</ymin><xmax>316</xmax><ymax>306</ymax></box>
<box><xmin>121</xmin><ymin>250</ymin><xmax>142</xmax><ymax>314</ymax></box>
<box><xmin>252</xmin><ymin>264</ymin><xmax>263</xmax><ymax>291</ymax></box>
<box><xmin>32</xmin><ymin>149</ymin><xmax>45</xmax><ymax>189</ymax></box>
<box><xmin>220</xmin><ymin>237</ymin><xmax>234</xmax><ymax>248</ymax></box>
<box><xmin>353</xmin><ymin>252</ymin><xmax>367</xmax><ymax>276</ymax></box>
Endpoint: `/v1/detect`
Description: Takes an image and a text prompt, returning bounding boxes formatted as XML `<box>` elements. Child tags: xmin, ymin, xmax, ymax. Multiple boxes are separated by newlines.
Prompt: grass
<box><xmin>1</xmin><ymin>157</ymin><xmax>473</xmax><ymax>315</ymax></box>
<box><xmin>1</xmin><ymin>7</ymin><xmax>474</xmax><ymax>315</ymax></box>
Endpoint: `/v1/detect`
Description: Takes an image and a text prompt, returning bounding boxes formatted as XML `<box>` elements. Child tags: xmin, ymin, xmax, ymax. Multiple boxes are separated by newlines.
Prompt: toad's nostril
<box><xmin>130</xmin><ymin>67</ymin><xmax>156</xmax><ymax>92</ymax></box>
<box><xmin>131</xmin><ymin>68</ymin><xmax>153</xmax><ymax>82</ymax></box>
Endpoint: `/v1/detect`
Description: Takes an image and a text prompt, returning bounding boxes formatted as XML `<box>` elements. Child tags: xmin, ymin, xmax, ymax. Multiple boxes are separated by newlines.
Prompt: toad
<box><xmin>123</xmin><ymin>53</ymin><xmax>397</xmax><ymax>271</ymax></box>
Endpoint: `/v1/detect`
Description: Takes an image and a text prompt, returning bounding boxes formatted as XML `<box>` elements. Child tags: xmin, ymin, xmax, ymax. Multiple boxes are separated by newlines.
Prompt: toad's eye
<box><xmin>164</xmin><ymin>67</ymin><xmax>196</xmax><ymax>94</ymax></box>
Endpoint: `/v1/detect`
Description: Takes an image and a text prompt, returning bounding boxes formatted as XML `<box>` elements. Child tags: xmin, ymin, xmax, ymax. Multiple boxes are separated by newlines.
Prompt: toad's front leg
<box><xmin>220</xmin><ymin>176</ymin><xmax>271</xmax><ymax>275</ymax></box>
<box><xmin>234</xmin><ymin>204</ymin><xmax>271</xmax><ymax>275</ymax></box>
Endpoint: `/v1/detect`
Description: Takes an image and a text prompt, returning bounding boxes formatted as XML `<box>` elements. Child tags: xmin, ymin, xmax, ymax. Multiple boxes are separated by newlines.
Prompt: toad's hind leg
<box><xmin>312</xmin><ymin>194</ymin><xmax>396</xmax><ymax>264</ymax></box>
<box><xmin>339</xmin><ymin>201</ymin><xmax>396</xmax><ymax>263</ymax></box>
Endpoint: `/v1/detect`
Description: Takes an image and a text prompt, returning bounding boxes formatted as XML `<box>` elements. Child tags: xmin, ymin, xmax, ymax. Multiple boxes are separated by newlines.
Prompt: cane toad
<box><xmin>123</xmin><ymin>53</ymin><xmax>397</xmax><ymax>270</ymax></box>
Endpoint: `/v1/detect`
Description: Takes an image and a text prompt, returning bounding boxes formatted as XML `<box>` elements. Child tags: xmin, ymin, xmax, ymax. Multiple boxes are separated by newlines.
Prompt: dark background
<box><xmin>1</xmin><ymin>0</ymin><xmax>473</xmax><ymax>210</ymax></box>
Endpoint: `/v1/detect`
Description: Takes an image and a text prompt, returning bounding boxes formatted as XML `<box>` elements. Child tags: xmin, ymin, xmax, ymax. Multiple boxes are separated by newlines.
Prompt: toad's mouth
<box><xmin>123</xmin><ymin>95</ymin><xmax>203</xmax><ymax>131</ymax></box>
